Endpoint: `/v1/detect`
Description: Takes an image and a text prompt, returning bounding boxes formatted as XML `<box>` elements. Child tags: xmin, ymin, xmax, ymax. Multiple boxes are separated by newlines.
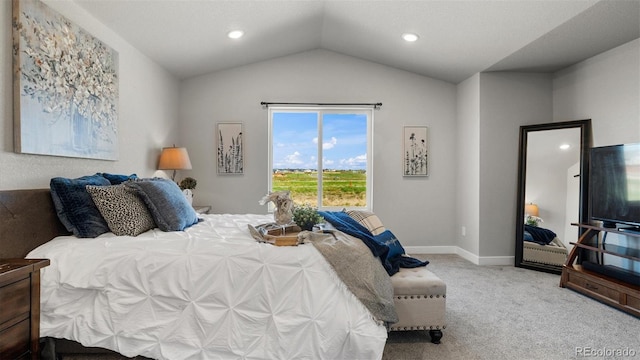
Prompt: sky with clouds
<box><xmin>272</xmin><ymin>112</ymin><xmax>367</xmax><ymax>170</ymax></box>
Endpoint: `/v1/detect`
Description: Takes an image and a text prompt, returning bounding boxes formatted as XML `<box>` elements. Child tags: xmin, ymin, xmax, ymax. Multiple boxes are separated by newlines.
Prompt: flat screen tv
<box><xmin>589</xmin><ymin>143</ymin><xmax>640</xmax><ymax>229</ymax></box>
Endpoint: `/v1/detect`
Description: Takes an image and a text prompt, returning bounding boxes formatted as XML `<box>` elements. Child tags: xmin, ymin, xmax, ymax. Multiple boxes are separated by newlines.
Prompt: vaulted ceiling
<box><xmin>74</xmin><ymin>0</ymin><xmax>640</xmax><ymax>84</ymax></box>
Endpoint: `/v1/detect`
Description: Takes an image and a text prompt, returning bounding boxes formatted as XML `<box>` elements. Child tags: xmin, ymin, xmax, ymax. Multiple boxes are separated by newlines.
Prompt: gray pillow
<box><xmin>125</xmin><ymin>178</ymin><xmax>199</xmax><ymax>231</ymax></box>
<box><xmin>86</xmin><ymin>184</ymin><xmax>156</xmax><ymax>236</ymax></box>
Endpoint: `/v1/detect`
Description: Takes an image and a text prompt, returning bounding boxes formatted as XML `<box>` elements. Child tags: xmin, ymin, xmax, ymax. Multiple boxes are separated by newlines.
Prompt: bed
<box><xmin>0</xmin><ymin>179</ymin><xmax>407</xmax><ymax>360</ymax></box>
<box><xmin>522</xmin><ymin>225</ymin><xmax>568</xmax><ymax>268</ymax></box>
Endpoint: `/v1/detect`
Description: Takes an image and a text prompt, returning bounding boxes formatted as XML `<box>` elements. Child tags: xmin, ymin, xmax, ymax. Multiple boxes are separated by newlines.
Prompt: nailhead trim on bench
<box><xmin>394</xmin><ymin>294</ymin><xmax>446</xmax><ymax>300</ymax></box>
<box><xmin>389</xmin><ymin>325</ymin><xmax>447</xmax><ymax>331</ymax></box>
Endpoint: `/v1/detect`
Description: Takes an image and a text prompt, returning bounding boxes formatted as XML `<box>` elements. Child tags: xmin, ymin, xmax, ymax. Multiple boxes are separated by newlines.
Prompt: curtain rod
<box><xmin>260</xmin><ymin>101</ymin><xmax>382</xmax><ymax>109</ymax></box>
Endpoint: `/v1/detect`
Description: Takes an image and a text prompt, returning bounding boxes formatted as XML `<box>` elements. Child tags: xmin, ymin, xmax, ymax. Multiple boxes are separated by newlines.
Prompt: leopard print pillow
<box><xmin>86</xmin><ymin>184</ymin><xmax>156</xmax><ymax>236</ymax></box>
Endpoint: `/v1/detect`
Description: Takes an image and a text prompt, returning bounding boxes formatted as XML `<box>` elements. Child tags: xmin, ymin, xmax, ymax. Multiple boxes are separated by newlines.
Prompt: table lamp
<box><xmin>158</xmin><ymin>145</ymin><xmax>192</xmax><ymax>181</ymax></box>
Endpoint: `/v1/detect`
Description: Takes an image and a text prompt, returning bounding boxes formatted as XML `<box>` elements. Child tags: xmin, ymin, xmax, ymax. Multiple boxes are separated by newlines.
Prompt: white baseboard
<box><xmin>404</xmin><ymin>246</ymin><xmax>514</xmax><ymax>266</ymax></box>
<box><xmin>476</xmin><ymin>255</ymin><xmax>514</xmax><ymax>266</ymax></box>
<box><xmin>451</xmin><ymin>246</ymin><xmax>480</xmax><ymax>264</ymax></box>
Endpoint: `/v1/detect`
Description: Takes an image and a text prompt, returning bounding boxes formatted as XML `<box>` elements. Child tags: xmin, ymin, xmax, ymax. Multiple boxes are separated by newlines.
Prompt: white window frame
<box><xmin>268</xmin><ymin>106</ymin><xmax>373</xmax><ymax>210</ymax></box>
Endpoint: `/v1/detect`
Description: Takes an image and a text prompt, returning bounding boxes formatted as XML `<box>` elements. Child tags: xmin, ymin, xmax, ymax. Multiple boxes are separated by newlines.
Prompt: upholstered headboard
<box><xmin>0</xmin><ymin>189</ymin><xmax>69</xmax><ymax>259</ymax></box>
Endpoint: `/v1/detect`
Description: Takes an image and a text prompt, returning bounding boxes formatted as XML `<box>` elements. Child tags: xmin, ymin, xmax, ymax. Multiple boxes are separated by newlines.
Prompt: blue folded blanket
<box><xmin>524</xmin><ymin>225</ymin><xmax>557</xmax><ymax>245</ymax></box>
<box><xmin>319</xmin><ymin>211</ymin><xmax>428</xmax><ymax>275</ymax></box>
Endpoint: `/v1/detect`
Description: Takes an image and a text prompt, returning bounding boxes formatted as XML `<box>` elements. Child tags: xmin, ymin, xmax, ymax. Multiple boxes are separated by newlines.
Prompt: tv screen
<box><xmin>590</xmin><ymin>143</ymin><xmax>640</xmax><ymax>228</ymax></box>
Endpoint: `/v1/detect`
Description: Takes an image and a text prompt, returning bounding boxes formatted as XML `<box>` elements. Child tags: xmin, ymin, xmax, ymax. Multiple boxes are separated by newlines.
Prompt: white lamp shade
<box><xmin>158</xmin><ymin>147</ymin><xmax>192</xmax><ymax>170</ymax></box>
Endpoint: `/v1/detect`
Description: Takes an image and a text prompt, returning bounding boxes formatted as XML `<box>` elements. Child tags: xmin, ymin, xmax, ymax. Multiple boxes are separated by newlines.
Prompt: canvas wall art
<box><xmin>217</xmin><ymin>122</ymin><xmax>244</xmax><ymax>174</ymax></box>
<box><xmin>403</xmin><ymin>126</ymin><xmax>429</xmax><ymax>176</ymax></box>
<box><xmin>12</xmin><ymin>0</ymin><xmax>119</xmax><ymax>160</ymax></box>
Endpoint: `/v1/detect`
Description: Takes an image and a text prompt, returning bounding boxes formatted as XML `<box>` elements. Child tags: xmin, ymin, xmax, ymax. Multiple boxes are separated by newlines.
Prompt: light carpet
<box><xmin>383</xmin><ymin>254</ymin><xmax>639</xmax><ymax>360</ymax></box>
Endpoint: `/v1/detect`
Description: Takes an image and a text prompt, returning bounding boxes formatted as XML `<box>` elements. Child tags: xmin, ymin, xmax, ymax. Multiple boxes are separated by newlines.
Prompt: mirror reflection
<box><xmin>515</xmin><ymin>120</ymin><xmax>591</xmax><ymax>274</ymax></box>
<box><xmin>523</xmin><ymin>129</ymin><xmax>580</xmax><ymax>270</ymax></box>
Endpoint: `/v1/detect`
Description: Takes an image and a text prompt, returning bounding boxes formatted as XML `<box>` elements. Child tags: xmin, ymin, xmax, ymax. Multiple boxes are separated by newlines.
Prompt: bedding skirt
<box><xmin>27</xmin><ymin>214</ymin><xmax>387</xmax><ymax>360</ymax></box>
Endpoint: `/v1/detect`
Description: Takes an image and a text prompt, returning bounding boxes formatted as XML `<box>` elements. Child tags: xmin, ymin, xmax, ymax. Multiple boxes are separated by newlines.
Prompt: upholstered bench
<box><xmin>389</xmin><ymin>266</ymin><xmax>446</xmax><ymax>343</ymax></box>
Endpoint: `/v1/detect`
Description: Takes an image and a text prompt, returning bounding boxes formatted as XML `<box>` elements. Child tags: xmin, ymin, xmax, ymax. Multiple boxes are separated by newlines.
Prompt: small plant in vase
<box><xmin>292</xmin><ymin>204</ymin><xmax>324</xmax><ymax>231</ymax></box>
<box><xmin>179</xmin><ymin>177</ymin><xmax>197</xmax><ymax>205</ymax></box>
<box><xmin>525</xmin><ymin>215</ymin><xmax>543</xmax><ymax>227</ymax></box>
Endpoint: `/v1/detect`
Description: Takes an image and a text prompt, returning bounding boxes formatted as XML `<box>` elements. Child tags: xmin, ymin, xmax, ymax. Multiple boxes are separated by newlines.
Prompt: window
<box><xmin>269</xmin><ymin>107</ymin><xmax>373</xmax><ymax>210</ymax></box>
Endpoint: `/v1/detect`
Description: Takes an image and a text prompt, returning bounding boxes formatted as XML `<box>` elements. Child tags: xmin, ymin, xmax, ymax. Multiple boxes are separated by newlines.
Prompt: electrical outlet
<box><xmin>461</xmin><ymin>226</ymin><xmax>466</xmax><ymax>237</ymax></box>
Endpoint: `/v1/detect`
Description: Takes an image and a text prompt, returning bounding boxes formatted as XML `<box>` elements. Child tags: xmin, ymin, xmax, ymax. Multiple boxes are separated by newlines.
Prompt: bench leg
<box><xmin>429</xmin><ymin>329</ymin><xmax>443</xmax><ymax>344</ymax></box>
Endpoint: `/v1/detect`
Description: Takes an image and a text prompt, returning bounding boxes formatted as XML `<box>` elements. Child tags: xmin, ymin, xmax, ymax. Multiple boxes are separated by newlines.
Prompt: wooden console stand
<box><xmin>560</xmin><ymin>223</ymin><xmax>640</xmax><ymax>317</ymax></box>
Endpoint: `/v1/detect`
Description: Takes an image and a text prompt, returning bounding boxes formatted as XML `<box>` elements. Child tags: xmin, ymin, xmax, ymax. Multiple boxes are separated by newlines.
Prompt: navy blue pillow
<box><xmin>98</xmin><ymin>173</ymin><xmax>138</xmax><ymax>185</ymax></box>
<box><xmin>373</xmin><ymin>230</ymin><xmax>405</xmax><ymax>260</ymax></box>
<box><xmin>125</xmin><ymin>178</ymin><xmax>199</xmax><ymax>231</ymax></box>
<box><xmin>50</xmin><ymin>174</ymin><xmax>111</xmax><ymax>238</ymax></box>
<box><xmin>524</xmin><ymin>225</ymin><xmax>557</xmax><ymax>245</ymax></box>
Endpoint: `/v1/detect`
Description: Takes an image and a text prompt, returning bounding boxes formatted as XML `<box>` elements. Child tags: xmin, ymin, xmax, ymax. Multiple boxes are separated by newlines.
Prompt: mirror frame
<box><xmin>515</xmin><ymin>119</ymin><xmax>592</xmax><ymax>274</ymax></box>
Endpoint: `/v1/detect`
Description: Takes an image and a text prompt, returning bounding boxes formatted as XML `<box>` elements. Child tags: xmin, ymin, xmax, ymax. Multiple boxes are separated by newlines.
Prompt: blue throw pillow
<box><xmin>50</xmin><ymin>174</ymin><xmax>111</xmax><ymax>238</ymax></box>
<box><xmin>125</xmin><ymin>178</ymin><xmax>199</xmax><ymax>231</ymax></box>
<box><xmin>98</xmin><ymin>172</ymin><xmax>138</xmax><ymax>185</ymax></box>
<box><xmin>373</xmin><ymin>230</ymin><xmax>405</xmax><ymax>260</ymax></box>
<box><xmin>523</xmin><ymin>231</ymin><xmax>534</xmax><ymax>242</ymax></box>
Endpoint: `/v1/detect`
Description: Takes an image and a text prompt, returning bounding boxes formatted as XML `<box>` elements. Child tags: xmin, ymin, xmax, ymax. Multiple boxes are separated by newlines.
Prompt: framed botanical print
<box><xmin>216</xmin><ymin>122</ymin><xmax>244</xmax><ymax>174</ymax></box>
<box><xmin>403</xmin><ymin>126</ymin><xmax>429</xmax><ymax>176</ymax></box>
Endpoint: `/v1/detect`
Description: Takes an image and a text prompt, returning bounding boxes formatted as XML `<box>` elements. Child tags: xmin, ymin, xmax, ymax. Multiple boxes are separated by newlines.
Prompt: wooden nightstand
<box><xmin>193</xmin><ymin>206</ymin><xmax>211</xmax><ymax>215</ymax></box>
<box><xmin>0</xmin><ymin>259</ymin><xmax>50</xmax><ymax>360</ymax></box>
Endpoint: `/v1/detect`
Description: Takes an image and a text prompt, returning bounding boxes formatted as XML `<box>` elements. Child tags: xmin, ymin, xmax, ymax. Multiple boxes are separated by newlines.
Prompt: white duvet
<box><xmin>27</xmin><ymin>214</ymin><xmax>387</xmax><ymax>360</ymax></box>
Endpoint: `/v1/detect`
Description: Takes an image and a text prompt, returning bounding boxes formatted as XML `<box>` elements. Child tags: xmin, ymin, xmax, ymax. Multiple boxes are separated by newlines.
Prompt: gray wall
<box><xmin>552</xmin><ymin>38</ymin><xmax>639</xmax><ymax>271</ymax></box>
<box><xmin>455</xmin><ymin>73</ymin><xmax>554</xmax><ymax>263</ymax></box>
<box><xmin>479</xmin><ymin>73</ymin><xmax>554</xmax><ymax>259</ymax></box>
<box><xmin>461</xmin><ymin>36</ymin><xmax>639</xmax><ymax>261</ymax></box>
<box><xmin>179</xmin><ymin>49</ymin><xmax>458</xmax><ymax>247</ymax></box>
<box><xmin>455</xmin><ymin>74</ymin><xmax>480</xmax><ymax>256</ymax></box>
<box><xmin>0</xmin><ymin>0</ymin><xmax>180</xmax><ymax>190</ymax></box>
<box><xmin>553</xmin><ymin>39</ymin><xmax>639</xmax><ymax>146</ymax></box>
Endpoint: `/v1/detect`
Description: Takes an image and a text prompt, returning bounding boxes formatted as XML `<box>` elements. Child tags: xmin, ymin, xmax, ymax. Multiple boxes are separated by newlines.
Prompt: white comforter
<box><xmin>27</xmin><ymin>214</ymin><xmax>387</xmax><ymax>360</ymax></box>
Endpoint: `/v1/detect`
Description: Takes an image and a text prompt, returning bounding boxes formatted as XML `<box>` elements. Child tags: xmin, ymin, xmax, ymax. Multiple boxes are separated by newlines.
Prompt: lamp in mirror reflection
<box><xmin>158</xmin><ymin>145</ymin><xmax>192</xmax><ymax>181</ymax></box>
<box><xmin>524</xmin><ymin>203</ymin><xmax>539</xmax><ymax>217</ymax></box>
<box><xmin>524</xmin><ymin>203</ymin><xmax>543</xmax><ymax>226</ymax></box>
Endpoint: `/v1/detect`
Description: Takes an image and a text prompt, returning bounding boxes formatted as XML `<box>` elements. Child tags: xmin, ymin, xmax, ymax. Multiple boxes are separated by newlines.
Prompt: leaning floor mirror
<box><xmin>515</xmin><ymin>119</ymin><xmax>592</xmax><ymax>274</ymax></box>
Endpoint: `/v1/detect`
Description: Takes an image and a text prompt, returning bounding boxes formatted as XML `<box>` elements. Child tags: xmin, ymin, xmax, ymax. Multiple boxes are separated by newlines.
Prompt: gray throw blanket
<box><xmin>300</xmin><ymin>230</ymin><xmax>398</xmax><ymax>327</ymax></box>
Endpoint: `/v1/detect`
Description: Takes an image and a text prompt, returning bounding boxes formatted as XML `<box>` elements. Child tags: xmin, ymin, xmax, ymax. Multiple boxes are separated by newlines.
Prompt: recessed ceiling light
<box><xmin>227</xmin><ymin>30</ymin><xmax>244</xmax><ymax>39</ymax></box>
<box><xmin>402</xmin><ymin>33</ymin><xmax>419</xmax><ymax>42</ymax></box>
<box><xmin>560</xmin><ymin>144</ymin><xmax>571</xmax><ymax>150</ymax></box>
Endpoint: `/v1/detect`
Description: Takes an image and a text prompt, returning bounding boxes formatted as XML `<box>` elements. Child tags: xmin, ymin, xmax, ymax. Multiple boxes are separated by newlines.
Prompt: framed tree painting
<box><xmin>12</xmin><ymin>0</ymin><xmax>119</xmax><ymax>160</ymax></box>
<box><xmin>217</xmin><ymin>122</ymin><xmax>244</xmax><ymax>174</ymax></box>
<box><xmin>403</xmin><ymin>126</ymin><xmax>429</xmax><ymax>176</ymax></box>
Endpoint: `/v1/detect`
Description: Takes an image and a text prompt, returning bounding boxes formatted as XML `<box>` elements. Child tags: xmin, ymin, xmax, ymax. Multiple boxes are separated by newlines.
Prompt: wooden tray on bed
<box><xmin>269</xmin><ymin>233</ymin><xmax>302</xmax><ymax>246</ymax></box>
<box><xmin>248</xmin><ymin>223</ymin><xmax>303</xmax><ymax>246</ymax></box>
